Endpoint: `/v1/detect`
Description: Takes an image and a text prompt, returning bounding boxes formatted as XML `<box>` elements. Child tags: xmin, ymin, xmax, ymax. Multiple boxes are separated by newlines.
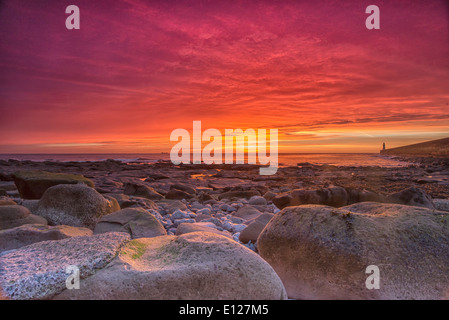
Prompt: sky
<box><xmin>0</xmin><ymin>0</ymin><xmax>448</xmax><ymax>153</ymax></box>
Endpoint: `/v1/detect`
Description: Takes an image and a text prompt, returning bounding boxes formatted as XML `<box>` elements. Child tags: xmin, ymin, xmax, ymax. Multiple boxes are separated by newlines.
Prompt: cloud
<box><xmin>0</xmin><ymin>0</ymin><xmax>448</xmax><ymax>152</ymax></box>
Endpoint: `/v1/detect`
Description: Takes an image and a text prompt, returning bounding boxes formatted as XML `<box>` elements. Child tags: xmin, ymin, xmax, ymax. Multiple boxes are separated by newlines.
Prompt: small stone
<box><xmin>196</xmin><ymin>208</ymin><xmax>212</xmax><ymax>215</ymax></box>
<box><xmin>171</xmin><ymin>209</ymin><xmax>191</xmax><ymax>220</ymax></box>
<box><xmin>123</xmin><ymin>182</ymin><xmax>163</xmax><ymax>200</ymax></box>
<box><xmin>173</xmin><ymin>218</ymin><xmax>195</xmax><ymax>227</ymax></box>
<box><xmin>249</xmin><ymin>196</ymin><xmax>267</xmax><ymax>206</ymax></box>
<box><xmin>233</xmin><ymin>205</ymin><xmax>262</xmax><ymax>220</ymax></box>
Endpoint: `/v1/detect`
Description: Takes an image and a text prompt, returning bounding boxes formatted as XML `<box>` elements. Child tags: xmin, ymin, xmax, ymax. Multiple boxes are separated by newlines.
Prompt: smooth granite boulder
<box><xmin>0</xmin><ymin>232</ymin><xmax>130</xmax><ymax>300</ymax></box>
<box><xmin>13</xmin><ymin>171</ymin><xmax>94</xmax><ymax>199</ymax></box>
<box><xmin>257</xmin><ymin>202</ymin><xmax>449</xmax><ymax>300</ymax></box>
<box><xmin>54</xmin><ymin>232</ymin><xmax>287</xmax><ymax>300</ymax></box>
<box><xmin>36</xmin><ymin>184</ymin><xmax>119</xmax><ymax>229</ymax></box>
<box><xmin>94</xmin><ymin>207</ymin><xmax>167</xmax><ymax>239</ymax></box>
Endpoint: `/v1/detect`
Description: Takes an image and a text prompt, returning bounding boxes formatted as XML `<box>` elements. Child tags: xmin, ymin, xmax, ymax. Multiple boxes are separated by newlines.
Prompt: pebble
<box><xmin>173</xmin><ymin>218</ymin><xmax>195</xmax><ymax>227</ymax></box>
<box><xmin>171</xmin><ymin>209</ymin><xmax>191</xmax><ymax>220</ymax></box>
<box><xmin>196</xmin><ymin>208</ymin><xmax>212</xmax><ymax>215</ymax></box>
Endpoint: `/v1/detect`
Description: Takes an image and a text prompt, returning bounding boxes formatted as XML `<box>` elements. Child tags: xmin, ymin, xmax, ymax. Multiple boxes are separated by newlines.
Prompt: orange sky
<box><xmin>0</xmin><ymin>0</ymin><xmax>448</xmax><ymax>154</ymax></box>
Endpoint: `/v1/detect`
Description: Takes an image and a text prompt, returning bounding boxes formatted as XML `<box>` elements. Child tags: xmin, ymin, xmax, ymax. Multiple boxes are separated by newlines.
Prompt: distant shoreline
<box><xmin>0</xmin><ymin>153</ymin><xmax>411</xmax><ymax>168</ymax></box>
<box><xmin>381</xmin><ymin>137</ymin><xmax>449</xmax><ymax>158</ymax></box>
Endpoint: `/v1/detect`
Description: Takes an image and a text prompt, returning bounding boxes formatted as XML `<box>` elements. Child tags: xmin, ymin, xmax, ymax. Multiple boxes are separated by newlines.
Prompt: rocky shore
<box><xmin>1</xmin><ymin>157</ymin><xmax>449</xmax><ymax>299</ymax></box>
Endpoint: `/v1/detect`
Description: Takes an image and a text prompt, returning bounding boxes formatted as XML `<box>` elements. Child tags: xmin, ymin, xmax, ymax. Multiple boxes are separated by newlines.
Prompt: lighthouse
<box><xmin>380</xmin><ymin>142</ymin><xmax>386</xmax><ymax>154</ymax></box>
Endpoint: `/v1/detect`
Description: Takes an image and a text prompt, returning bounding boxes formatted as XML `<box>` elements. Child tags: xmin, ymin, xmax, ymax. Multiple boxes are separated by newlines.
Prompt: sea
<box><xmin>0</xmin><ymin>153</ymin><xmax>412</xmax><ymax>168</ymax></box>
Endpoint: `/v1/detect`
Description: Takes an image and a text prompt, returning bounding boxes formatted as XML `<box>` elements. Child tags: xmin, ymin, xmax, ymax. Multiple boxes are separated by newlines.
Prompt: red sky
<box><xmin>0</xmin><ymin>0</ymin><xmax>448</xmax><ymax>153</ymax></box>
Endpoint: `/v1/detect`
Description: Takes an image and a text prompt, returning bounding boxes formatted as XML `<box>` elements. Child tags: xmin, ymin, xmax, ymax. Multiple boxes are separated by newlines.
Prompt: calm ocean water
<box><xmin>0</xmin><ymin>153</ymin><xmax>411</xmax><ymax>168</ymax></box>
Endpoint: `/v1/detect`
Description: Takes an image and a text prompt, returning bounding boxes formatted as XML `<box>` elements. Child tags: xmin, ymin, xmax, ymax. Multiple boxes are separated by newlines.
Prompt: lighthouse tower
<box><xmin>383</xmin><ymin>142</ymin><xmax>386</xmax><ymax>151</ymax></box>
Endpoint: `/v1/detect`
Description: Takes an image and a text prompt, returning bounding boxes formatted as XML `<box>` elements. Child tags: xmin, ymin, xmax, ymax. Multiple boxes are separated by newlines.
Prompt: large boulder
<box><xmin>169</xmin><ymin>183</ymin><xmax>196</xmax><ymax>195</ymax></box>
<box><xmin>0</xmin><ymin>232</ymin><xmax>130</xmax><ymax>300</ymax></box>
<box><xmin>54</xmin><ymin>232</ymin><xmax>287</xmax><ymax>300</ymax></box>
<box><xmin>0</xmin><ymin>205</ymin><xmax>47</xmax><ymax>230</ymax></box>
<box><xmin>347</xmin><ymin>189</ymin><xmax>385</xmax><ymax>204</ymax></box>
<box><xmin>272</xmin><ymin>186</ymin><xmax>348</xmax><ymax>209</ymax></box>
<box><xmin>239</xmin><ymin>213</ymin><xmax>273</xmax><ymax>244</ymax></box>
<box><xmin>295</xmin><ymin>186</ymin><xmax>348</xmax><ymax>207</ymax></box>
<box><xmin>386</xmin><ymin>186</ymin><xmax>434</xmax><ymax>209</ymax></box>
<box><xmin>13</xmin><ymin>171</ymin><xmax>94</xmax><ymax>200</ymax></box>
<box><xmin>165</xmin><ymin>189</ymin><xmax>194</xmax><ymax>200</ymax></box>
<box><xmin>123</xmin><ymin>182</ymin><xmax>163</xmax><ymax>200</ymax></box>
<box><xmin>0</xmin><ymin>224</ymin><xmax>92</xmax><ymax>253</ymax></box>
<box><xmin>257</xmin><ymin>202</ymin><xmax>449</xmax><ymax>300</ymax></box>
<box><xmin>94</xmin><ymin>207</ymin><xmax>167</xmax><ymax>239</ymax></box>
<box><xmin>36</xmin><ymin>184</ymin><xmax>119</xmax><ymax>229</ymax></box>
